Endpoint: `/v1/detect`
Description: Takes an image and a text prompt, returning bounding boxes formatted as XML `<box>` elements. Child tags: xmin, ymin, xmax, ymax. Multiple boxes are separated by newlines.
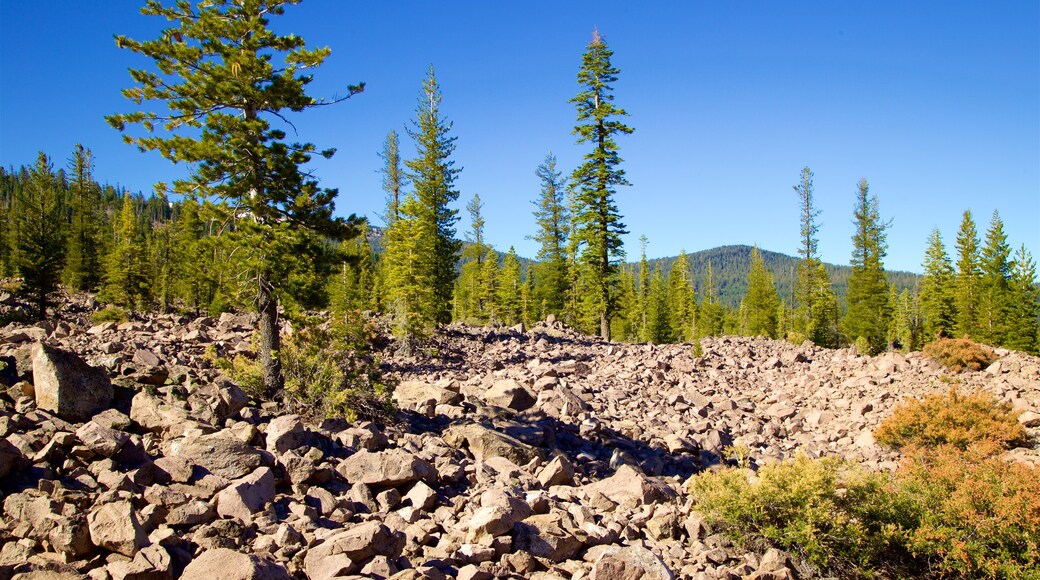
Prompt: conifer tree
<box><xmin>531</xmin><ymin>152</ymin><xmax>569</xmax><ymax>319</ymax></box>
<box><xmin>109</xmin><ymin>0</ymin><xmax>363</xmax><ymax>394</ymax></box>
<box><xmin>919</xmin><ymin>228</ymin><xmax>956</xmax><ymax>341</ymax></box>
<box><xmin>102</xmin><ymin>194</ymin><xmax>151</xmax><ymax>308</ymax></box>
<box><xmin>454</xmin><ymin>194</ymin><xmax>488</xmax><ymax>322</ymax></box>
<box><xmin>646</xmin><ymin>266</ymin><xmax>670</xmax><ymax>343</ymax></box>
<box><xmin>667</xmin><ymin>250</ymin><xmax>696</xmax><ymax>342</ymax></box>
<box><xmin>570</xmin><ymin>30</ymin><xmax>633</xmax><ymax>340</ymax></box>
<box><xmin>697</xmin><ymin>262</ymin><xmax>725</xmax><ymax>337</ymax></box>
<box><xmin>614</xmin><ymin>265</ymin><xmax>638</xmax><ymax>341</ymax></box>
<box><xmin>792</xmin><ymin>166</ymin><xmax>835</xmax><ymax>345</ymax></box>
<box><xmin>379</xmin><ymin>130</ymin><xmax>406</xmax><ymax>227</ymax></box>
<box><xmin>13</xmin><ymin>153</ymin><xmax>66</xmax><ymax>320</ymax></box>
<box><xmin>405</xmin><ymin>65</ymin><xmax>461</xmax><ymax>325</ymax></box>
<box><xmin>1006</xmin><ymin>245</ymin><xmax>1039</xmax><ymax>354</ymax></box>
<box><xmin>889</xmin><ymin>287</ymin><xmax>922</xmax><ymax>352</ymax></box>
<box><xmin>64</xmin><ymin>145</ymin><xmax>103</xmax><ymax>291</ymax></box>
<box><xmin>978</xmin><ymin>210</ymin><xmax>1012</xmax><ymax>345</ymax></box>
<box><xmin>383</xmin><ymin>193</ymin><xmax>434</xmax><ymax>343</ymax></box>
<box><xmin>842</xmin><ymin>178</ymin><xmax>891</xmax><ymax>354</ymax></box>
<box><xmin>637</xmin><ymin>236</ymin><xmax>651</xmax><ymax>341</ymax></box>
<box><xmin>954</xmin><ymin>210</ymin><xmax>981</xmax><ymax>339</ymax></box>
<box><xmin>740</xmin><ymin>246</ymin><xmax>780</xmax><ymax>338</ymax></box>
<box><xmin>497</xmin><ymin>247</ymin><xmax>523</xmax><ymax>325</ymax></box>
<box><xmin>480</xmin><ymin>248</ymin><xmax>500</xmax><ymax>323</ymax></box>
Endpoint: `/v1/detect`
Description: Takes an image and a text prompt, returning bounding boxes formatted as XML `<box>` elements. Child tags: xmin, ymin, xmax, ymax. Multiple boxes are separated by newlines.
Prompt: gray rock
<box><xmin>590</xmin><ymin>545</ymin><xmax>675</xmax><ymax>580</ymax></box>
<box><xmin>32</xmin><ymin>343</ymin><xmax>113</xmax><ymax>422</ymax></box>
<box><xmin>88</xmin><ymin>499</ymin><xmax>149</xmax><ymax>556</ymax></box>
<box><xmin>336</xmin><ymin>448</ymin><xmax>435</xmax><ymax>487</ymax></box>
<box><xmin>180</xmin><ymin>548</ymin><xmax>289</xmax><ymax>580</ymax></box>
<box><xmin>303</xmin><ymin>521</ymin><xmax>405</xmax><ymax>579</ymax></box>
<box><xmin>169</xmin><ymin>432</ymin><xmax>262</xmax><ymax>479</ymax></box>
<box><xmin>215</xmin><ymin>466</ymin><xmax>275</xmax><ymax>523</ymax></box>
<box><xmin>265</xmin><ymin>414</ymin><xmax>307</xmax><ymax>454</ymax></box>
<box><xmin>76</xmin><ymin>420</ymin><xmax>130</xmax><ymax>457</ymax></box>
<box><xmin>484</xmin><ymin>379</ymin><xmax>536</xmax><ymax>411</ymax></box>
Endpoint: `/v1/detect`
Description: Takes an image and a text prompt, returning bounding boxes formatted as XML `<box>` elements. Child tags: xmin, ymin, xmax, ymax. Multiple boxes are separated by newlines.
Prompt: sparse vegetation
<box><xmin>923</xmin><ymin>336</ymin><xmax>997</xmax><ymax>372</ymax></box>
<box><xmin>91</xmin><ymin>305</ymin><xmax>130</xmax><ymax>324</ymax></box>
<box><xmin>873</xmin><ymin>388</ymin><xmax>1027</xmax><ymax>451</ymax></box>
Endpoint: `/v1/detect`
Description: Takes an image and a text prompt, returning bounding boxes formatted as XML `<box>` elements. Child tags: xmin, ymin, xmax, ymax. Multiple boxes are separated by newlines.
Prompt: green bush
<box><xmin>923</xmin><ymin>337</ymin><xmax>997</xmax><ymax>372</ymax></box>
<box><xmin>282</xmin><ymin>311</ymin><xmax>396</xmax><ymax>422</ymax></box>
<box><xmin>688</xmin><ymin>454</ymin><xmax>913</xmax><ymax>575</ymax></box>
<box><xmin>873</xmin><ymin>388</ymin><xmax>1027</xmax><ymax>452</ymax></box>
<box><xmin>91</xmin><ymin>305</ymin><xmax>130</xmax><ymax>324</ymax></box>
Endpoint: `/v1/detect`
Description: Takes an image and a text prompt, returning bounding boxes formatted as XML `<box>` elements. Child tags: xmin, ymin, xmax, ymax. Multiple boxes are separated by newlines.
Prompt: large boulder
<box><xmin>215</xmin><ymin>467</ymin><xmax>275</xmax><ymax>523</ymax></box>
<box><xmin>0</xmin><ymin>439</ymin><xmax>25</xmax><ymax>479</ymax></box>
<box><xmin>581</xmin><ymin>465</ymin><xmax>674</xmax><ymax>505</ymax></box>
<box><xmin>443</xmin><ymin>423</ymin><xmax>540</xmax><ymax>465</ymax></box>
<box><xmin>589</xmin><ymin>545</ymin><xmax>675</xmax><ymax>580</ymax></box>
<box><xmin>303</xmin><ymin>521</ymin><xmax>405</xmax><ymax>580</ymax></box>
<box><xmin>393</xmin><ymin>380</ymin><xmax>463</xmax><ymax>409</ymax></box>
<box><xmin>265</xmin><ymin>414</ymin><xmax>308</xmax><ymax>454</ymax></box>
<box><xmin>180</xmin><ymin>548</ymin><xmax>289</xmax><ymax>580</ymax></box>
<box><xmin>75</xmin><ymin>420</ymin><xmax>130</xmax><ymax>458</ymax></box>
<box><xmin>88</xmin><ymin>500</ymin><xmax>148</xmax><ymax>557</ymax></box>
<box><xmin>168</xmin><ymin>432</ymin><xmax>262</xmax><ymax>479</ymax></box>
<box><xmin>32</xmin><ymin>342</ymin><xmax>113</xmax><ymax>421</ymax></box>
<box><xmin>336</xmin><ymin>449</ymin><xmax>435</xmax><ymax>487</ymax></box>
<box><xmin>187</xmin><ymin>378</ymin><xmax>249</xmax><ymax>424</ymax></box>
<box><xmin>484</xmin><ymin>379</ymin><xmax>536</xmax><ymax>411</ymax></box>
<box><xmin>130</xmin><ymin>391</ymin><xmax>191</xmax><ymax>434</ymax></box>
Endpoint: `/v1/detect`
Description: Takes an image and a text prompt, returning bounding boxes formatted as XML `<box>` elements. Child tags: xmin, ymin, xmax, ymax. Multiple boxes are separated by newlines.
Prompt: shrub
<box><xmin>873</xmin><ymin>388</ymin><xmax>1027</xmax><ymax>452</ymax></box>
<box><xmin>923</xmin><ymin>337</ymin><xmax>997</xmax><ymax>372</ymax></box>
<box><xmin>281</xmin><ymin>311</ymin><xmax>396</xmax><ymax>422</ymax></box>
<box><xmin>688</xmin><ymin>454</ymin><xmax>913</xmax><ymax>575</ymax></box>
<box><xmin>897</xmin><ymin>443</ymin><xmax>1040</xmax><ymax>578</ymax></box>
<box><xmin>91</xmin><ymin>305</ymin><xmax>129</xmax><ymax>324</ymax></box>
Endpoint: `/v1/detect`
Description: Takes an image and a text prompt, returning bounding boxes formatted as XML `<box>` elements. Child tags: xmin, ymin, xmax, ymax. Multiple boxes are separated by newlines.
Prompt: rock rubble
<box><xmin>1</xmin><ymin>304</ymin><xmax>1037</xmax><ymax>579</ymax></box>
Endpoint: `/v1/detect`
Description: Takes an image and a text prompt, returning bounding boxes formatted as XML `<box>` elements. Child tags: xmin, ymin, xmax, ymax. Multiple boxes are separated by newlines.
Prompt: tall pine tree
<box><xmin>102</xmin><ymin>194</ymin><xmax>151</xmax><ymax>309</ymax></box>
<box><xmin>13</xmin><ymin>152</ymin><xmax>66</xmax><ymax>320</ymax></box>
<box><xmin>531</xmin><ymin>151</ymin><xmax>570</xmax><ymax>319</ymax></box>
<box><xmin>978</xmin><ymin>210</ymin><xmax>1012</xmax><ymax>345</ymax></box>
<box><xmin>792</xmin><ymin>166</ymin><xmax>835</xmax><ymax>345</ymax></box>
<box><xmin>740</xmin><ymin>246</ymin><xmax>780</xmax><ymax>338</ymax></box>
<box><xmin>919</xmin><ymin>228</ymin><xmax>956</xmax><ymax>341</ymax></box>
<box><xmin>108</xmin><ymin>0</ymin><xmax>364</xmax><ymax>395</ymax></box>
<box><xmin>64</xmin><ymin>144</ymin><xmax>103</xmax><ymax>291</ymax></box>
<box><xmin>954</xmin><ymin>210</ymin><xmax>981</xmax><ymax>339</ymax></box>
<box><xmin>842</xmin><ymin>178</ymin><xmax>891</xmax><ymax>354</ymax></box>
<box><xmin>1007</xmin><ymin>245</ymin><xmax>1039</xmax><ymax>354</ymax></box>
<box><xmin>569</xmin><ymin>30</ymin><xmax>633</xmax><ymax>340</ymax></box>
<box><xmin>404</xmin><ymin>65</ymin><xmax>461</xmax><ymax>325</ymax></box>
<box><xmin>667</xmin><ymin>250</ymin><xmax>696</xmax><ymax>342</ymax></box>
<box><xmin>379</xmin><ymin>129</ymin><xmax>406</xmax><ymax>227</ymax></box>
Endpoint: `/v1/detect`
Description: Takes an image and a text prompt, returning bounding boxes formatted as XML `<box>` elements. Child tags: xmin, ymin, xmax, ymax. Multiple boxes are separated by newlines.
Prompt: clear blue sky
<box><xmin>2</xmin><ymin>1</ymin><xmax>1037</xmax><ymax>274</ymax></box>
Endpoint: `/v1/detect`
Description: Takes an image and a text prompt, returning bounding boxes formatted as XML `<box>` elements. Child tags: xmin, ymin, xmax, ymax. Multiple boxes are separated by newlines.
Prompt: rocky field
<box><xmin>1</xmin><ymin>300</ymin><xmax>1038</xmax><ymax>579</ymax></box>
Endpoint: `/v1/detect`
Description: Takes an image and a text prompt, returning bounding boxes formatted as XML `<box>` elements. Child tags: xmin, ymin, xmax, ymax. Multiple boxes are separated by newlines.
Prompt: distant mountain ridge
<box><xmin>642</xmin><ymin>245</ymin><xmax>921</xmax><ymax>310</ymax></box>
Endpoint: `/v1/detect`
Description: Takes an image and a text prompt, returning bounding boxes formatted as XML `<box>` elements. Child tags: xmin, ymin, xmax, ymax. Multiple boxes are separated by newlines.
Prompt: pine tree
<box><xmin>102</xmin><ymin>194</ymin><xmax>151</xmax><ymax>308</ymax></box>
<box><xmin>954</xmin><ymin>210</ymin><xmax>981</xmax><ymax>339</ymax></box>
<box><xmin>637</xmin><ymin>236</ymin><xmax>651</xmax><ymax>341</ymax></box>
<box><xmin>646</xmin><ymin>266</ymin><xmax>670</xmax><ymax>343</ymax></box>
<box><xmin>455</xmin><ymin>194</ymin><xmax>491</xmax><ymax>322</ymax></box>
<box><xmin>383</xmin><ymin>193</ymin><xmax>435</xmax><ymax>344</ymax></box>
<box><xmin>480</xmin><ymin>248</ymin><xmax>500</xmax><ymax>323</ymax></box>
<box><xmin>64</xmin><ymin>144</ymin><xmax>102</xmax><ymax>291</ymax></box>
<box><xmin>697</xmin><ymin>261</ymin><xmax>725</xmax><ymax>337</ymax></box>
<box><xmin>379</xmin><ymin>129</ymin><xmax>406</xmax><ymax>226</ymax></box>
<box><xmin>740</xmin><ymin>246</ymin><xmax>780</xmax><ymax>338</ymax></box>
<box><xmin>531</xmin><ymin>151</ymin><xmax>570</xmax><ymax>319</ymax></box>
<box><xmin>614</xmin><ymin>265</ymin><xmax>638</xmax><ymax>341</ymax></box>
<box><xmin>569</xmin><ymin>29</ymin><xmax>633</xmax><ymax>340</ymax></box>
<box><xmin>978</xmin><ymin>210</ymin><xmax>1012</xmax><ymax>345</ymax></box>
<box><xmin>792</xmin><ymin>166</ymin><xmax>835</xmax><ymax>345</ymax></box>
<box><xmin>1006</xmin><ymin>245</ymin><xmax>1039</xmax><ymax>354</ymax></box>
<box><xmin>497</xmin><ymin>247</ymin><xmax>523</xmax><ymax>325</ymax></box>
<box><xmin>842</xmin><ymin>178</ymin><xmax>891</xmax><ymax>354</ymax></box>
<box><xmin>405</xmin><ymin>65</ymin><xmax>461</xmax><ymax>325</ymax></box>
<box><xmin>919</xmin><ymin>228</ymin><xmax>956</xmax><ymax>341</ymax></box>
<box><xmin>667</xmin><ymin>250</ymin><xmax>696</xmax><ymax>342</ymax></box>
<box><xmin>108</xmin><ymin>0</ymin><xmax>363</xmax><ymax>395</ymax></box>
<box><xmin>13</xmin><ymin>152</ymin><xmax>66</xmax><ymax>320</ymax></box>
<box><xmin>889</xmin><ymin>287</ymin><xmax>922</xmax><ymax>352</ymax></box>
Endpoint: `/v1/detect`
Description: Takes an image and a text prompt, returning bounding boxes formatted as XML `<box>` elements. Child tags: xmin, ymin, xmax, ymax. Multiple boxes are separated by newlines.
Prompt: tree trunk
<box><xmin>258</xmin><ymin>275</ymin><xmax>282</xmax><ymax>397</ymax></box>
<box><xmin>600</xmin><ymin>311</ymin><xmax>610</xmax><ymax>341</ymax></box>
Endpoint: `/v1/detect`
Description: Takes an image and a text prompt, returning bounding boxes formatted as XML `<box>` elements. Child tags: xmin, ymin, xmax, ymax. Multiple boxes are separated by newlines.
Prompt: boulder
<box><xmin>107</xmin><ymin>544</ymin><xmax>174</xmax><ymax>580</ymax></box>
<box><xmin>443</xmin><ymin>423</ymin><xmax>540</xmax><ymax>465</ymax></box>
<box><xmin>303</xmin><ymin>521</ymin><xmax>405</xmax><ymax>580</ymax></box>
<box><xmin>484</xmin><ymin>379</ymin><xmax>536</xmax><ymax>411</ymax></box>
<box><xmin>76</xmin><ymin>420</ymin><xmax>130</xmax><ymax>457</ymax></box>
<box><xmin>215</xmin><ymin>467</ymin><xmax>275</xmax><ymax>523</ymax></box>
<box><xmin>589</xmin><ymin>545</ymin><xmax>675</xmax><ymax>580</ymax></box>
<box><xmin>0</xmin><ymin>439</ymin><xmax>25</xmax><ymax>479</ymax></box>
<box><xmin>265</xmin><ymin>414</ymin><xmax>308</xmax><ymax>454</ymax></box>
<box><xmin>393</xmin><ymin>380</ymin><xmax>463</xmax><ymax>408</ymax></box>
<box><xmin>336</xmin><ymin>449</ymin><xmax>435</xmax><ymax>487</ymax></box>
<box><xmin>180</xmin><ymin>548</ymin><xmax>289</xmax><ymax>580</ymax></box>
<box><xmin>88</xmin><ymin>500</ymin><xmax>149</xmax><ymax>557</ymax></box>
<box><xmin>130</xmin><ymin>391</ymin><xmax>190</xmax><ymax>434</ymax></box>
<box><xmin>32</xmin><ymin>342</ymin><xmax>113</xmax><ymax>421</ymax></box>
<box><xmin>513</xmin><ymin>514</ymin><xmax>584</xmax><ymax>563</ymax></box>
<box><xmin>187</xmin><ymin>379</ymin><xmax>249</xmax><ymax>424</ymax></box>
<box><xmin>537</xmin><ymin>455</ymin><xmax>575</xmax><ymax>487</ymax></box>
<box><xmin>168</xmin><ymin>433</ymin><xmax>262</xmax><ymax>479</ymax></box>
<box><xmin>581</xmin><ymin>465</ymin><xmax>673</xmax><ymax>505</ymax></box>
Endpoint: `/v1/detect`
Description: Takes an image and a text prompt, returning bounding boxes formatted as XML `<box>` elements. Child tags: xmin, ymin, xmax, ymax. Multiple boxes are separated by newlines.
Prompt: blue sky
<box><xmin>1</xmin><ymin>1</ymin><xmax>1037</xmax><ymax>274</ymax></box>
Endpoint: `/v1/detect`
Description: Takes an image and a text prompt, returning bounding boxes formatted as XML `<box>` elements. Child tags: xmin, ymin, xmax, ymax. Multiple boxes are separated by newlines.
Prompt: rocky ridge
<box><xmin>0</xmin><ymin>303</ymin><xmax>1038</xmax><ymax>579</ymax></box>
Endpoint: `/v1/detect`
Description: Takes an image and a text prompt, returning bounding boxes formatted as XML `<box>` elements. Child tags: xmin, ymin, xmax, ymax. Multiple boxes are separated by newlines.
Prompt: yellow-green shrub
<box><xmin>688</xmin><ymin>454</ymin><xmax>913</xmax><ymax>575</ymax></box>
<box><xmin>897</xmin><ymin>443</ymin><xmax>1040</xmax><ymax>578</ymax></box>
<box><xmin>923</xmin><ymin>337</ymin><xmax>997</xmax><ymax>372</ymax></box>
<box><xmin>873</xmin><ymin>388</ymin><xmax>1027</xmax><ymax>452</ymax></box>
<box><xmin>91</xmin><ymin>305</ymin><xmax>129</xmax><ymax>324</ymax></box>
